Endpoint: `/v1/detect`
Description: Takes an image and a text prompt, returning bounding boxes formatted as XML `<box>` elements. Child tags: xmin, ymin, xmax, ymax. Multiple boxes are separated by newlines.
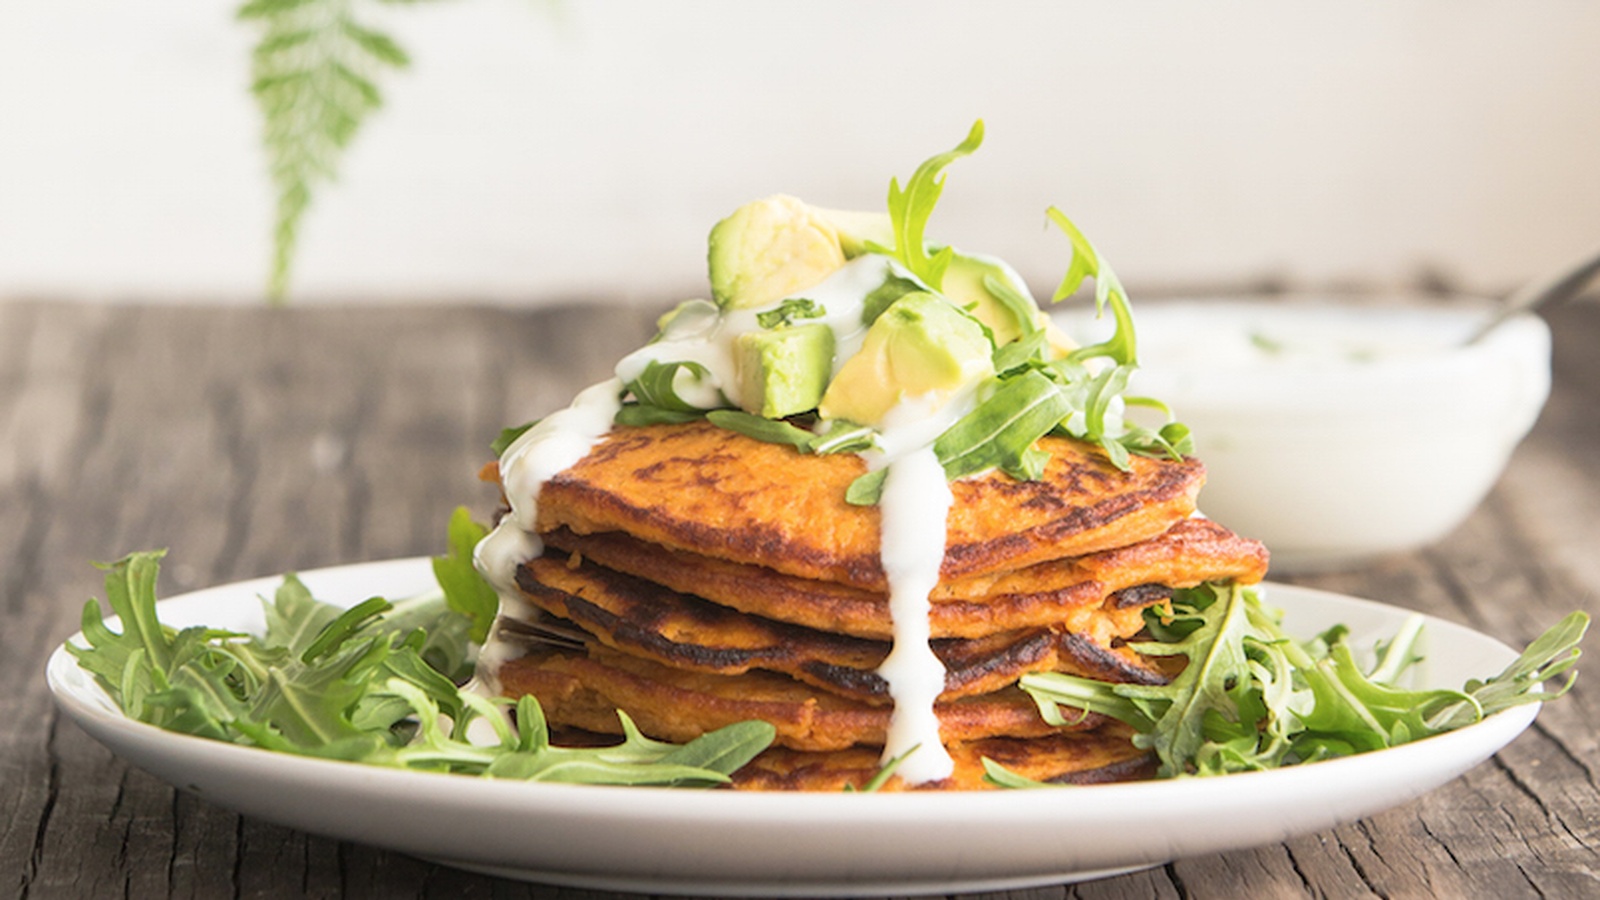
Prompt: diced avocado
<box><xmin>709</xmin><ymin>195</ymin><xmax>846</xmax><ymax>310</ymax></box>
<box><xmin>941</xmin><ymin>251</ymin><xmax>1043</xmax><ymax>346</ymax></box>
<box><xmin>818</xmin><ymin>292</ymin><xmax>996</xmax><ymax>428</ymax></box>
<box><xmin>816</xmin><ymin>207</ymin><xmax>894</xmax><ymax>258</ymax></box>
<box><xmin>735</xmin><ymin>322</ymin><xmax>836</xmax><ymax>419</ymax></box>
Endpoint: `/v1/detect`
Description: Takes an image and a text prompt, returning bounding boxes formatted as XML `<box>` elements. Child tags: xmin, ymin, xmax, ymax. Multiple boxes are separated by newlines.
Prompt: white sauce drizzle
<box><xmin>863</xmin><ymin>392</ymin><xmax>978</xmax><ymax>784</ymax></box>
<box><xmin>471</xmin><ymin>377</ymin><xmax>624</xmax><ymax>693</ymax></box>
<box><xmin>873</xmin><ymin>441</ymin><xmax>956</xmax><ymax>782</ymax></box>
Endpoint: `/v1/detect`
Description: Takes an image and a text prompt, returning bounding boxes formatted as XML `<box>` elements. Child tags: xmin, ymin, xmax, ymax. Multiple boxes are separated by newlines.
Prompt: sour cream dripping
<box><xmin>471</xmin><ymin>378</ymin><xmax>624</xmax><ymax>693</ymax></box>
<box><xmin>864</xmin><ymin>391</ymin><xmax>981</xmax><ymax>783</ymax></box>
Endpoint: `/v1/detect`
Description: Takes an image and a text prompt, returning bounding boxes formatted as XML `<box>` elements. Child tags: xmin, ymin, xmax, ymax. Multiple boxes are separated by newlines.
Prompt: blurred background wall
<box><xmin>2</xmin><ymin>0</ymin><xmax>1597</xmax><ymax>306</ymax></box>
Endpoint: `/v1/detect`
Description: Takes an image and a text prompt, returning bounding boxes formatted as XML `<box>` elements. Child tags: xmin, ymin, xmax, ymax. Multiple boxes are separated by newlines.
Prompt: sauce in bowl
<box><xmin>1061</xmin><ymin>296</ymin><xmax>1552</xmax><ymax>571</ymax></box>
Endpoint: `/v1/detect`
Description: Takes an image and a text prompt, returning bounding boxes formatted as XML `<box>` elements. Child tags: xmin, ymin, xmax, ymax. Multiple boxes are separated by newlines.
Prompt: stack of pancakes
<box><xmin>482</xmin><ymin>420</ymin><xmax>1268</xmax><ymax>790</ymax></box>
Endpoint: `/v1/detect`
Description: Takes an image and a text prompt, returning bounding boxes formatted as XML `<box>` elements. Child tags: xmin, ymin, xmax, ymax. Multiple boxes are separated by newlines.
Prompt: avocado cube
<box><xmin>735</xmin><ymin>322</ymin><xmax>836</xmax><ymax>419</ymax></box>
<box><xmin>818</xmin><ymin>292</ymin><xmax>995</xmax><ymax>427</ymax></box>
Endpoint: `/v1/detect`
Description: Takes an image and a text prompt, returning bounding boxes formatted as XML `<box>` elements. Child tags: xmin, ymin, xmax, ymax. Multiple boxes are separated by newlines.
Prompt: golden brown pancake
<box><xmin>514</xmin><ymin>554</ymin><xmax>1167</xmax><ymax>703</ymax></box>
<box><xmin>496</xmin><ymin>646</ymin><xmax>1102</xmax><ymax>752</ymax></box>
<box><xmin>542</xmin><ymin>516</ymin><xmax>1267</xmax><ymax>640</ymax></box>
<box><xmin>532</xmin><ymin>420</ymin><xmax>1206</xmax><ymax>590</ymax></box>
<box><xmin>731</xmin><ymin>727</ymin><xmax>1155</xmax><ymax>791</ymax></box>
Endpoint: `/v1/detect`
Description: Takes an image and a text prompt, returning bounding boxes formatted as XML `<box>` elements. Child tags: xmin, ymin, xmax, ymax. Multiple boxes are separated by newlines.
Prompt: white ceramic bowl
<box><xmin>1060</xmin><ymin>296</ymin><xmax>1552</xmax><ymax>571</ymax></box>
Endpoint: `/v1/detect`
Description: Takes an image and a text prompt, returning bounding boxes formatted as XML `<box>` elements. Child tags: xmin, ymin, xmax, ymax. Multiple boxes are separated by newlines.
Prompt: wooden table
<box><xmin>4</xmin><ymin>299</ymin><xmax>1597</xmax><ymax>899</ymax></box>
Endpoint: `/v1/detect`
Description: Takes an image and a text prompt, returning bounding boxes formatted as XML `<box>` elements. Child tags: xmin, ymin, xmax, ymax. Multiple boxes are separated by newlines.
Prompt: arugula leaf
<box><xmin>430</xmin><ymin>506</ymin><xmax>498</xmax><ymax>644</ymax></box>
<box><xmin>68</xmin><ymin>551</ymin><xmax>776</xmax><ymax>785</ymax></box>
<box><xmin>92</xmin><ymin>551</ymin><xmax>176</xmax><ymax>673</ymax></box>
<box><xmin>491</xmin><ymin>422</ymin><xmax>536</xmax><ymax>457</ymax></box>
<box><xmin>702</xmin><ymin>411</ymin><xmax>877</xmax><ymax>457</ymax></box>
<box><xmin>992</xmin><ymin>329</ymin><xmax>1048</xmax><ymax>375</ymax></box>
<box><xmin>381</xmin><ymin>588</ymin><xmax>473</xmax><ymax>684</ymax></box>
<box><xmin>757</xmin><ymin>298</ymin><xmax>824</xmax><ymax>329</ymax></box>
<box><xmin>981</xmin><ymin>756</ymin><xmax>1077</xmax><ymax>789</ymax></box>
<box><xmin>934</xmin><ymin>370</ymin><xmax>1071</xmax><ymax>482</ymax></box>
<box><xmin>1012</xmin><ymin>584</ymin><xmax>1588</xmax><ymax>781</ymax></box>
<box><xmin>1046</xmin><ymin>207</ymin><xmax>1136</xmax><ymax>366</ymax></box>
<box><xmin>248</xmin><ymin>629</ymin><xmax>389</xmax><ymax>749</ymax></box>
<box><xmin>845</xmin><ymin>469</ymin><xmax>889</xmax><ymax>506</ymax></box>
<box><xmin>614</xmin><ymin>403</ymin><xmax>707</xmax><ymax>427</ymax></box>
<box><xmin>982</xmin><ymin>271</ymin><xmax>1044</xmax><ymax>341</ymax></box>
<box><xmin>845</xmin><ymin>744</ymin><xmax>919</xmax><ymax>793</ymax></box>
<box><xmin>705</xmin><ymin>409</ymin><xmax>817</xmax><ymax>451</ymax></box>
<box><xmin>624</xmin><ymin>360</ymin><xmax>714</xmax><ymax>413</ymax></box>
<box><xmin>808</xmin><ymin>420</ymin><xmax>878</xmax><ymax>456</ymax></box>
<box><xmin>263</xmin><ymin>573</ymin><xmax>341</xmax><ymax>657</ymax></box>
<box><xmin>879</xmin><ymin>120</ymin><xmax>985</xmax><ymax>291</ymax></box>
<box><xmin>1119</xmin><ymin>398</ymin><xmax>1194</xmax><ymax>461</ymax></box>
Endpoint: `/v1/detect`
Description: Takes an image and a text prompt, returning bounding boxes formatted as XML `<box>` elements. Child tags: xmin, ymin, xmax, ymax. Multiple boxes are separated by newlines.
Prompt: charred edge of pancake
<box><xmin>935</xmin><ymin>628</ymin><xmax>1168</xmax><ymax>692</ymax></box>
<box><xmin>515</xmin><ymin>560</ymin><xmax>854</xmax><ymax>673</ymax></box>
<box><xmin>517</xmin><ymin>555</ymin><xmax>1167</xmax><ymax>702</ymax></box>
<box><xmin>542</xmin><ymin>524</ymin><xmax>1235</xmax><ymax>646</ymax></box>
<box><xmin>517</xmin><ymin>556</ymin><xmax>903</xmax><ymax>696</ymax></box>
<box><xmin>518</xmin><ymin>556</ymin><xmax>902</xmax><ymax>702</ymax></box>
<box><xmin>1044</xmin><ymin>750</ymin><xmax>1160</xmax><ymax>784</ymax></box>
<box><xmin>1109</xmin><ymin>583</ymin><xmax>1174</xmax><ymax>610</ymax></box>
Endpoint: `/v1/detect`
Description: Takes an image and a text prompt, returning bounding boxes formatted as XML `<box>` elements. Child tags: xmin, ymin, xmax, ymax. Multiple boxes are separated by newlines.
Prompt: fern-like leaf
<box><xmin>239</xmin><ymin>0</ymin><xmax>416</xmax><ymax>303</ymax></box>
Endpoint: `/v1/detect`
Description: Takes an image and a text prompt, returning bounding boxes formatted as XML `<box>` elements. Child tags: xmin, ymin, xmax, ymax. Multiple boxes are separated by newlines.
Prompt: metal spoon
<box><xmin>1466</xmin><ymin>242</ymin><xmax>1600</xmax><ymax>345</ymax></box>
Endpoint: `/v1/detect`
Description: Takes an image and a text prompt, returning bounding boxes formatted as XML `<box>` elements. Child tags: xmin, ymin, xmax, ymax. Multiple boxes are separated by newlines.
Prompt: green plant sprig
<box><xmin>240</xmin><ymin>0</ymin><xmax>421</xmax><ymax>304</ymax></box>
<box><xmin>878</xmin><ymin>120</ymin><xmax>986</xmax><ymax>291</ymax></box>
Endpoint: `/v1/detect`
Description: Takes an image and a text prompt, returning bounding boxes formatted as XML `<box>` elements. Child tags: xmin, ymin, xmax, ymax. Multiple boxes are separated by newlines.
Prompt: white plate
<box><xmin>47</xmin><ymin>558</ymin><xmax>1539</xmax><ymax>897</ymax></box>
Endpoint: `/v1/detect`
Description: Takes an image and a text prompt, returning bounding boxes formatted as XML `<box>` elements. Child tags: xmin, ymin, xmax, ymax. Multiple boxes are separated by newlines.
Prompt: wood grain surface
<box><xmin>4</xmin><ymin>299</ymin><xmax>1596</xmax><ymax>899</ymax></box>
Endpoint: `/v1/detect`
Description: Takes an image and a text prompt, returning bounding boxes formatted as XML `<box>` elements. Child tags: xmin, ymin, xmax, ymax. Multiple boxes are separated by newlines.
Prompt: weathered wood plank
<box><xmin>3</xmin><ymin>300</ymin><xmax>1595</xmax><ymax>900</ymax></box>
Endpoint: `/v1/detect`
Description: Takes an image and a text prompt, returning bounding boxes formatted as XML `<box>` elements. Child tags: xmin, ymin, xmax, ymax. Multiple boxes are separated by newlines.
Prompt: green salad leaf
<box><xmin>880</xmin><ymin>120</ymin><xmax>985</xmax><ymax>291</ymax></box>
<box><xmin>1006</xmin><ymin>584</ymin><xmax>1587</xmax><ymax>782</ymax></box>
<box><xmin>490</xmin><ymin>421</ymin><xmax>536</xmax><ymax>457</ymax></box>
<box><xmin>614</xmin><ymin>403</ymin><xmax>706</xmax><ymax>426</ymax></box>
<box><xmin>704</xmin><ymin>409</ymin><xmax>818</xmax><ymax>451</ymax></box>
<box><xmin>68</xmin><ymin>550</ymin><xmax>773</xmax><ymax>785</ymax></box>
<box><xmin>1047</xmin><ymin>206</ymin><xmax>1136</xmax><ymax>366</ymax></box>
<box><xmin>702</xmin><ymin>410</ymin><xmax>878</xmax><ymax>458</ymax></box>
<box><xmin>624</xmin><ymin>360</ymin><xmax>714</xmax><ymax>413</ymax></box>
<box><xmin>430</xmin><ymin>506</ymin><xmax>499</xmax><ymax>644</ymax></box>
<box><xmin>757</xmin><ymin>298</ymin><xmax>825</xmax><ymax>329</ymax></box>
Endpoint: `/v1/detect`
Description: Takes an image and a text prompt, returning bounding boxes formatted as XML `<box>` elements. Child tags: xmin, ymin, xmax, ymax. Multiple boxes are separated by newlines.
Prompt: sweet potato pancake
<box><xmin>533</xmin><ymin>420</ymin><xmax>1206</xmax><ymax>590</ymax></box>
<box><xmin>514</xmin><ymin>554</ymin><xmax>1168</xmax><ymax>703</ymax></box>
<box><xmin>542</xmin><ymin>516</ymin><xmax>1267</xmax><ymax>640</ymax></box>
<box><xmin>482</xmin><ymin>421</ymin><xmax>1267</xmax><ymax>788</ymax></box>
<box><xmin>497</xmin><ymin>645</ymin><xmax>1100</xmax><ymax>752</ymax></box>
